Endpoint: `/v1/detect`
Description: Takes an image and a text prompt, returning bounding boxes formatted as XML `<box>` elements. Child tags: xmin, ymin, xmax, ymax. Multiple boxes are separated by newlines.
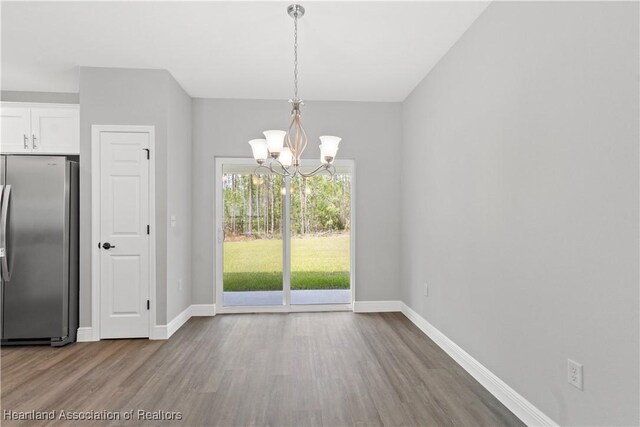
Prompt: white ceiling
<box><xmin>1</xmin><ymin>1</ymin><xmax>489</xmax><ymax>102</ymax></box>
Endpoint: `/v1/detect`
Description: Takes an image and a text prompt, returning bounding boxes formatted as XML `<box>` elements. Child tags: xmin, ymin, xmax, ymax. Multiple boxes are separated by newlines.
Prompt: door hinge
<box><xmin>147</xmin><ymin>225</ymin><xmax>150</xmax><ymax>235</ymax></box>
<box><xmin>143</xmin><ymin>148</ymin><xmax>150</xmax><ymax>160</ymax></box>
<box><xmin>147</xmin><ymin>300</ymin><xmax>150</xmax><ymax>310</ymax></box>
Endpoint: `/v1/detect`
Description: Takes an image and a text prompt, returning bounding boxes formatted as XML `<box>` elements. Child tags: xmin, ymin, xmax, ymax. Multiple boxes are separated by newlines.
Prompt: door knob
<box><xmin>102</xmin><ymin>242</ymin><xmax>116</xmax><ymax>250</ymax></box>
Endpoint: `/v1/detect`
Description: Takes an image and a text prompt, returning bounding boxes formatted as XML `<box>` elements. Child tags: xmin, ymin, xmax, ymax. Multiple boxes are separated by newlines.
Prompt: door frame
<box><xmin>91</xmin><ymin>125</ymin><xmax>156</xmax><ymax>340</ymax></box>
<box><xmin>214</xmin><ymin>156</ymin><xmax>356</xmax><ymax>314</ymax></box>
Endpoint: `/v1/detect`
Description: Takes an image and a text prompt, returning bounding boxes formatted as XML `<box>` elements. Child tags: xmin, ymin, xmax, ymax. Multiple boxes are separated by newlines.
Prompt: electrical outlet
<box><xmin>568</xmin><ymin>359</ymin><xmax>583</xmax><ymax>390</ymax></box>
<box><xmin>178</xmin><ymin>279</ymin><xmax>183</xmax><ymax>291</ymax></box>
<box><xmin>424</xmin><ymin>281</ymin><xmax>429</xmax><ymax>297</ymax></box>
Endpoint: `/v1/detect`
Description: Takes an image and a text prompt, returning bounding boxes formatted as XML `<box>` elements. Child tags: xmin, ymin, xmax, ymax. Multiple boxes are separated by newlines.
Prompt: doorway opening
<box><xmin>215</xmin><ymin>158</ymin><xmax>355</xmax><ymax>313</ymax></box>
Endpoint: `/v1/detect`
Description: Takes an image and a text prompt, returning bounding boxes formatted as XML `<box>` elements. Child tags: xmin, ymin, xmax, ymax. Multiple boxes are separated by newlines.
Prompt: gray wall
<box><xmin>400</xmin><ymin>2</ymin><xmax>639</xmax><ymax>425</ymax></box>
<box><xmin>1</xmin><ymin>90</ymin><xmax>79</xmax><ymax>104</ymax></box>
<box><xmin>192</xmin><ymin>99</ymin><xmax>402</xmax><ymax>305</ymax></box>
<box><xmin>166</xmin><ymin>74</ymin><xmax>193</xmax><ymax>320</ymax></box>
<box><xmin>79</xmin><ymin>67</ymin><xmax>171</xmax><ymax>326</ymax></box>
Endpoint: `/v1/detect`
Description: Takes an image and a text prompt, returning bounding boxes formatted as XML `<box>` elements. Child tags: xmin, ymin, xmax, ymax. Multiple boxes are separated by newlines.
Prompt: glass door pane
<box><xmin>222</xmin><ymin>166</ymin><xmax>284</xmax><ymax>306</ymax></box>
<box><xmin>290</xmin><ymin>174</ymin><xmax>352</xmax><ymax>305</ymax></box>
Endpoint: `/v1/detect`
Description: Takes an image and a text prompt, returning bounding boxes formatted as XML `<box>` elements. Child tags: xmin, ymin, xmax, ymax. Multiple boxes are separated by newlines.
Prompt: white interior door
<box><xmin>99</xmin><ymin>130</ymin><xmax>150</xmax><ymax>338</ymax></box>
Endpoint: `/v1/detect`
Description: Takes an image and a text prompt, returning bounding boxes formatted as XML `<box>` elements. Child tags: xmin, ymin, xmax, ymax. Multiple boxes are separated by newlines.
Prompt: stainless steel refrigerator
<box><xmin>0</xmin><ymin>155</ymin><xmax>79</xmax><ymax>346</ymax></box>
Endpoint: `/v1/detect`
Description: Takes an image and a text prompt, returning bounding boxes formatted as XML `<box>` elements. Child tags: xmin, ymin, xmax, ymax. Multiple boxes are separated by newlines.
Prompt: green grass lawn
<box><xmin>223</xmin><ymin>234</ymin><xmax>350</xmax><ymax>291</ymax></box>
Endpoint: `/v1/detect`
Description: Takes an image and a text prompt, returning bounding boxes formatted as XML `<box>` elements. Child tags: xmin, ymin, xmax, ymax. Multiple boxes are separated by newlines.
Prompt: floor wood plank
<box><xmin>1</xmin><ymin>312</ymin><xmax>524</xmax><ymax>427</ymax></box>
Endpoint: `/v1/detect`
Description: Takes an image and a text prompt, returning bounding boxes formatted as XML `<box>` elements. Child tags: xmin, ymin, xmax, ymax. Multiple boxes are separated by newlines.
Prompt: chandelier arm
<box><xmin>319</xmin><ymin>163</ymin><xmax>336</xmax><ymax>179</ymax></box>
<box><xmin>254</xmin><ymin>163</ymin><xmax>281</xmax><ymax>176</ymax></box>
<box><xmin>269</xmin><ymin>164</ymin><xmax>285</xmax><ymax>177</ymax></box>
<box><xmin>254</xmin><ymin>161</ymin><xmax>290</xmax><ymax>178</ymax></box>
<box><xmin>272</xmin><ymin>158</ymin><xmax>294</xmax><ymax>177</ymax></box>
<box><xmin>297</xmin><ymin>164</ymin><xmax>332</xmax><ymax>178</ymax></box>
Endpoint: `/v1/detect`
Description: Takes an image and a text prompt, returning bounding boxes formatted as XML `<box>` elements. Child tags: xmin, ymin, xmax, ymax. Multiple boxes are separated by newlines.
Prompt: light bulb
<box><xmin>248</xmin><ymin>139</ymin><xmax>268</xmax><ymax>163</ymax></box>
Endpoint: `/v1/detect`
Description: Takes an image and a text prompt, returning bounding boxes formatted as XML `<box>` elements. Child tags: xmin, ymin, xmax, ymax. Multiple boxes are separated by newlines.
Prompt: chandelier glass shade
<box><xmin>248</xmin><ymin>4</ymin><xmax>341</xmax><ymax>178</ymax></box>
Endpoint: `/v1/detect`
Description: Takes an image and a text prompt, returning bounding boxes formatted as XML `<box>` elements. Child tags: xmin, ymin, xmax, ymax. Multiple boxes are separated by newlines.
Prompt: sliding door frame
<box><xmin>214</xmin><ymin>157</ymin><xmax>355</xmax><ymax>314</ymax></box>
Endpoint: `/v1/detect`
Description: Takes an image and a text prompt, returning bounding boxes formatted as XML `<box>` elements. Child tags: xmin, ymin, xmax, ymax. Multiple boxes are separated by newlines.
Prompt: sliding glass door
<box><xmin>221</xmin><ymin>165</ymin><xmax>284</xmax><ymax>307</ymax></box>
<box><xmin>216</xmin><ymin>159</ymin><xmax>353</xmax><ymax>311</ymax></box>
<box><xmin>290</xmin><ymin>174</ymin><xmax>351</xmax><ymax>305</ymax></box>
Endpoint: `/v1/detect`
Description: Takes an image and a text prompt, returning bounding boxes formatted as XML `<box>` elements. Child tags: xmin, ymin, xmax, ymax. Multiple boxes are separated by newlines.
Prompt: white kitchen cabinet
<box><xmin>1</xmin><ymin>103</ymin><xmax>79</xmax><ymax>154</ymax></box>
<box><xmin>30</xmin><ymin>107</ymin><xmax>80</xmax><ymax>154</ymax></box>
<box><xmin>1</xmin><ymin>107</ymin><xmax>31</xmax><ymax>153</ymax></box>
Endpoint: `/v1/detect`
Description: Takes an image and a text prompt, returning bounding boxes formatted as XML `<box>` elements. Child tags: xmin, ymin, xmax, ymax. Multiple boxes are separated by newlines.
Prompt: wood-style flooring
<box><xmin>1</xmin><ymin>312</ymin><xmax>524</xmax><ymax>426</ymax></box>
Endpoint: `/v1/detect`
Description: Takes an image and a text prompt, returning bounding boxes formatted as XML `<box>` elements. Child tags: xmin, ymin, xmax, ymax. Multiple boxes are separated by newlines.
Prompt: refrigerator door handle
<box><xmin>1</xmin><ymin>185</ymin><xmax>11</xmax><ymax>281</ymax></box>
<box><xmin>0</xmin><ymin>185</ymin><xmax>3</xmax><ymax>259</ymax></box>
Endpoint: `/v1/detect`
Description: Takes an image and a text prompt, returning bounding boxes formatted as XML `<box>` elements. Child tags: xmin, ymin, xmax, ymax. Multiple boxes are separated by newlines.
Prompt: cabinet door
<box><xmin>1</xmin><ymin>107</ymin><xmax>31</xmax><ymax>153</ymax></box>
<box><xmin>30</xmin><ymin>107</ymin><xmax>79</xmax><ymax>154</ymax></box>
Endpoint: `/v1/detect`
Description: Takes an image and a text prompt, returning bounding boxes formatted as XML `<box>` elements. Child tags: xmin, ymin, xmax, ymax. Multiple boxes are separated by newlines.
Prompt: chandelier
<box><xmin>248</xmin><ymin>4</ymin><xmax>341</xmax><ymax>177</ymax></box>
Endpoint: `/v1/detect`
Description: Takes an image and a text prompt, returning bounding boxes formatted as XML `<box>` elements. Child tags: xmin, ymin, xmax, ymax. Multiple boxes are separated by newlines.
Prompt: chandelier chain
<box><xmin>293</xmin><ymin>10</ymin><xmax>298</xmax><ymax>101</ymax></box>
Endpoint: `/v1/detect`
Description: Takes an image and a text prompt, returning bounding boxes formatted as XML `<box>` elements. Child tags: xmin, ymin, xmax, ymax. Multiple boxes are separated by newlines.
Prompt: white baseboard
<box><xmin>83</xmin><ymin>304</ymin><xmax>217</xmax><ymax>341</ymax></box>
<box><xmin>150</xmin><ymin>324</ymin><xmax>168</xmax><ymax>340</ymax></box>
<box><xmin>353</xmin><ymin>300</ymin><xmax>402</xmax><ymax>313</ymax></box>
<box><xmin>191</xmin><ymin>304</ymin><xmax>216</xmax><ymax>316</ymax></box>
<box><xmin>151</xmin><ymin>304</ymin><xmax>217</xmax><ymax>340</ymax></box>
<box><xmin>166</xmin><ymin>305</ymin><xmax>193</xmax><ymax>338</ymax></box>
<box><xmin>76</xmin><ymin>327</ymin><xmax>97</xmax><ymax>342</ymax></box>
<box><xmin>400</xmin><ymin>303</ymin><xmax>557</xmax><ymax>427</ymax></box>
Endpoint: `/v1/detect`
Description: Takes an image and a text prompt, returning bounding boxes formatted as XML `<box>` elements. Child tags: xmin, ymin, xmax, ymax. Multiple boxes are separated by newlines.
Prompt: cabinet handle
<box><xmin>32</xmin><ymin>134</ymin><xmax>38</xmax><ymax>149</ymax></box>
<box><xmin>23</xmin><ymin>135</ymin><xmax>29</xmax><ymax>149</ymax></box>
